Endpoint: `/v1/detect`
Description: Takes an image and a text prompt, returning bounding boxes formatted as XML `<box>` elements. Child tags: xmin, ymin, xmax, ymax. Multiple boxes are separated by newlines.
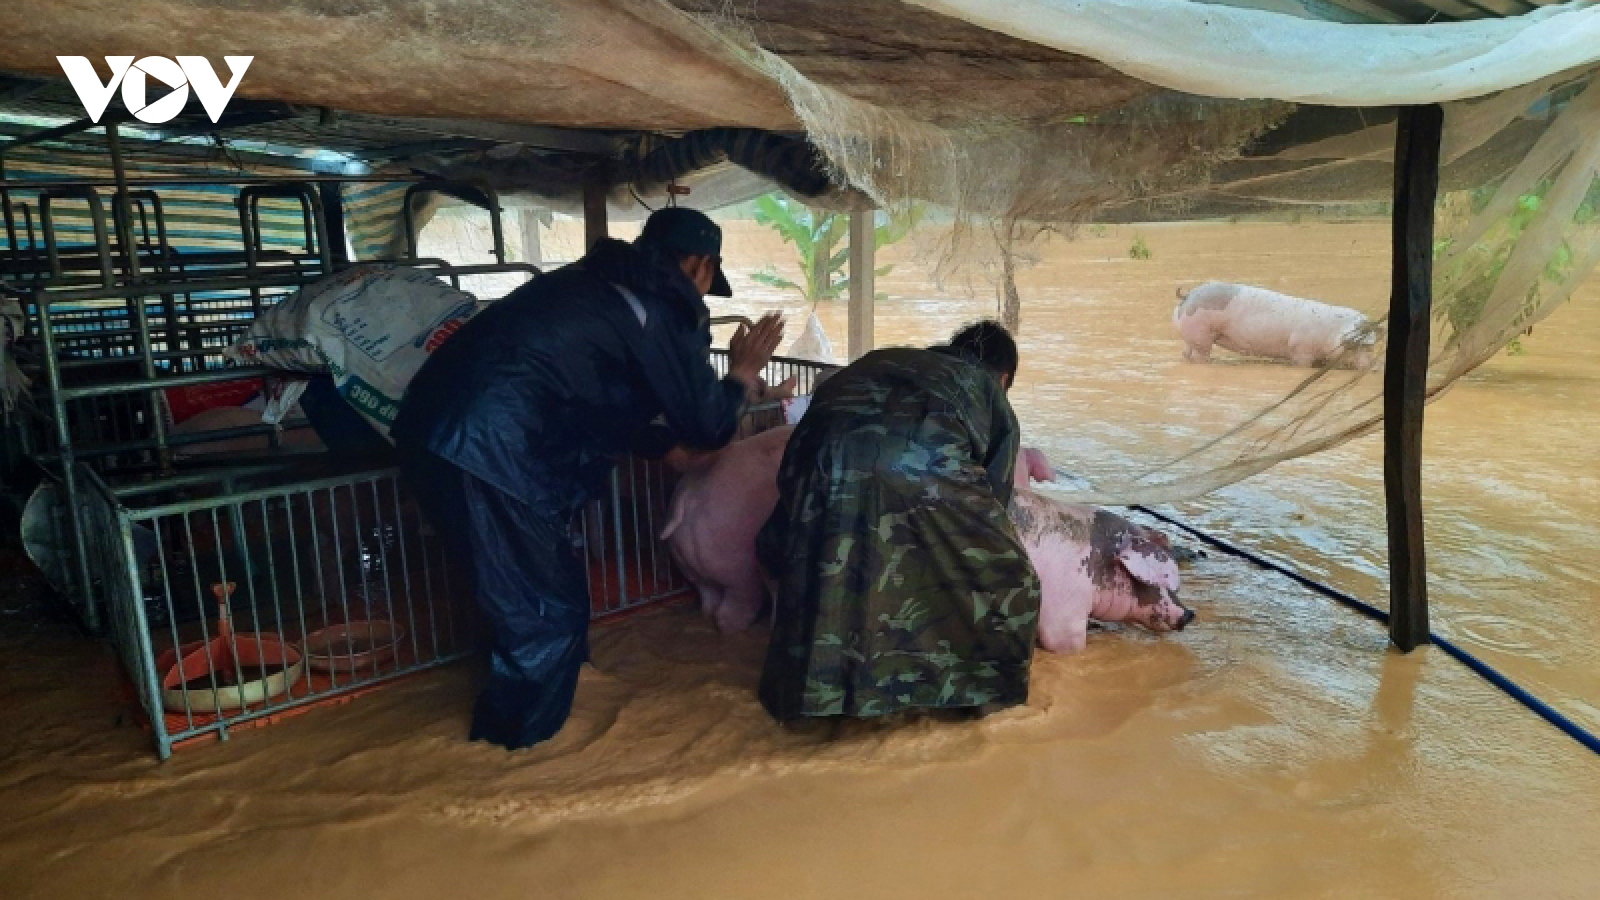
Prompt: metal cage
<box><xmin>84</xmin><ymin>464</ymin><xmax>471</xmax><ymax>759</ymax></box>
<box><xmin>87</xmin><ymin>352</ymin><xmax>831</xmax><ymax>759</ymax></box>
<box><xmin>4</xmin><ymin>155</ymin><xmax>837</xmax><ymax>758</ymax></box>
<box><xmin>4</xmin><ymin>169</ymin><xmax>539</xmax><ymax>632</ymax></box>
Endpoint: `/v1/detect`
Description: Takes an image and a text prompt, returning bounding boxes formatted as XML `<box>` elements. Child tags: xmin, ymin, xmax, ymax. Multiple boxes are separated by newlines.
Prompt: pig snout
<box><xmin>1163</xmin><ymin>599</ymin><xmax>1195</xmax><ymax>632</ymax></box>
<box><xmin>1135</xmin><ymin>592</ymin><xmax>1193</xmax><ymax>633</ymax></box>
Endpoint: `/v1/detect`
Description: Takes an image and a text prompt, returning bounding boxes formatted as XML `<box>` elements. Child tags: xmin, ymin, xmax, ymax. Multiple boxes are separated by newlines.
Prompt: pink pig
<box><xmin>1173</xmin><ymin>281</ymin><xmax>1378</xmax><ymax>369</ymax></box>
<box><xmin>1008</xmin><ymin>486</ymin><xmax>1193</xmax><ymax>654</ymax></box>
<box><xmin>659</xmin><ymin>425</ymin><xmax>793</xmax><ymax>632</ymax></box>
<box><xmin>1013</xmin><ymin>448</ymin><xmax>1192</xmax><ymax>652</ymax></box>
<box><xmin>661</xmin><ymin>428</ymin><xmax>1193</xmax><ymax>651</ymax></box>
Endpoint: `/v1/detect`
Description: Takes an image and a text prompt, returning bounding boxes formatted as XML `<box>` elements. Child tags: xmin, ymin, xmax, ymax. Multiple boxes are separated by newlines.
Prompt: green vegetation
<box><xmin>748</xmin><ymin>194</ymin><xmax>923</xmax><ymax>303</ymax></box>
<box><xmin>1129</xmin><ymin>234</ymin><xmax>1152</xmax><ymax>260</ymax></box>
<box><xmin>1434</xmin><ymin>181</ymin><xmax>1590</xmax><ymax>349</ymax></box>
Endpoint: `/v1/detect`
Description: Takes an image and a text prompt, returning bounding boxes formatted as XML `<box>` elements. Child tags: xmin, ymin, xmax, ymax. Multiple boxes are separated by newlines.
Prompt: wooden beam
<box><xmin>848</xmin><ymin>209</ymin><xmax>875</xmax><ymax>361</ymax></box>
<box><xmin>1384</xmin><ymin>104</ymin><xmax>1444</xmax><ymax>653</ymax></box>
<box><xmin>583</xmin><ymin>174</ymin><xmax>608</xmax><ymax>251</ymax></box>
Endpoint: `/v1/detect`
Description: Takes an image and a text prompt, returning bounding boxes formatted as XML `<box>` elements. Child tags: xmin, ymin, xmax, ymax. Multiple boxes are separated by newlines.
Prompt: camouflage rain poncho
<box><xmin>756</xmin><ymin>346</ymin><xmax>1041</xmax><ymax>720</ymax></box>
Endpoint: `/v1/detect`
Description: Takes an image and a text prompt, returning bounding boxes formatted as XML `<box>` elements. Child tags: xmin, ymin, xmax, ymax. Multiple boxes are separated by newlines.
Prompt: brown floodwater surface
<box><xmin>716</xmin><ymin>218</ymin><xmax>1600</xmax><ymax>733</ymax></box>
<box><xmin>2</xmin><ymin>221</ymin><xmax>1597</xmax><ymax>899</ymax></box>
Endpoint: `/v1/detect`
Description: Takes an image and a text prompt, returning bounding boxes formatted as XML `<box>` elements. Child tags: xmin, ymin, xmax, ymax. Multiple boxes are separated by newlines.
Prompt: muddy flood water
<box><xmin>2</xmin><ymin>220</ymin><xmax>1597</xmax><ymax>898</ymax></box>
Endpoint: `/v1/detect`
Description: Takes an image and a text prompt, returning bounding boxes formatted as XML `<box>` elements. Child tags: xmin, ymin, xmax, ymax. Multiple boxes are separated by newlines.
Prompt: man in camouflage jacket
<box><xmin>756</xmin><ymin>322</ymin><xmax>1041</xmax><ymax>721</ymax></box>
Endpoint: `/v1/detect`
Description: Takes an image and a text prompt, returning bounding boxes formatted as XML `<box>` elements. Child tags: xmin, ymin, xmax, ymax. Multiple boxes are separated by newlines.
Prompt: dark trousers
<box><xmin>399</xmin><ymin>445</ymin><xmax>591</xmax><ymax>750</ymax></box>
<box><xmin>298</xmin><ymin>375</ymin><xmax>394</xmax><ymax>461</ymax></box>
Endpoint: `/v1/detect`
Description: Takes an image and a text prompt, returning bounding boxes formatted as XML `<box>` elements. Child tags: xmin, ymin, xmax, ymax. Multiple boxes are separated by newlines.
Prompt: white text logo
<box><xmin>56</xmin><ymin>56</ymin><xmax>253</xmax><ymax>124</ymax></box>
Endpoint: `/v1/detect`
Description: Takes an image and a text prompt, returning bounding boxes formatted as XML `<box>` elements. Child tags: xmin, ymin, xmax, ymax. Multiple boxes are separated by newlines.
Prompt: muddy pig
<box><xmin>1007</xmin><ymin>487</ymin><xmax>1193</xmax><ymax>654</ymax></box>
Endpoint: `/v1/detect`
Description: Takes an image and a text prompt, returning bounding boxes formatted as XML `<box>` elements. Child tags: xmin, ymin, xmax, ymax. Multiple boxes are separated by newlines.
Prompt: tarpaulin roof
<box><xmin>2</xmin><ymin>0</ymin><xmax>1596</xmax><ymax>143</ymax></box>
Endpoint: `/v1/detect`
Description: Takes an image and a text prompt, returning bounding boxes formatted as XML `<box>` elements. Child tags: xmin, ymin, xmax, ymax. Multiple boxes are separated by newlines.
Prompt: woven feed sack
<box><xmin>226</xmin><ymin>265</ymin><xmax>487</xmax><ymax>439</ymax></box>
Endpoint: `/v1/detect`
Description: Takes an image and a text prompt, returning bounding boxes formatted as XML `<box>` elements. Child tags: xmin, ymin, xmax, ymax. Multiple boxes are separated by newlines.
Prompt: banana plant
<box><xmin>749</xmin><ymin>194</ymin><xmax>923</xmax><ymax>303</ymax></box>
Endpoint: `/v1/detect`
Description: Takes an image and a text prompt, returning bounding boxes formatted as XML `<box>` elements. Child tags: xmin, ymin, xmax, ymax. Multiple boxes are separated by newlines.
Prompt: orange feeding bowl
<box><xmin>157</xmin><ymin>583</ymin><xmax>304</xmax><ymax>713</ymax></box>
<box><xmin>301</xmin><ymin>619</ymin><xmax>405</xmax><ymax>674</ymax></box>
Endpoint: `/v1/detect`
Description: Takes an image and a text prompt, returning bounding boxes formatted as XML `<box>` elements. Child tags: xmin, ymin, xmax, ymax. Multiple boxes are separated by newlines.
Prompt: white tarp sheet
<box><xmin>904</xmin><ymin>0</ymin><xmax>1600</xmax><ymax>105</ymax></box>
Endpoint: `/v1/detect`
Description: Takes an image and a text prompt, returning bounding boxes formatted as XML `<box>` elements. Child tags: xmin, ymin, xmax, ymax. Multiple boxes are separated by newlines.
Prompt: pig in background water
<box><xmin>659</xmin><ymin>429</ymin><xmax>1194</xmax><ymax>651</ymax></box>
<box><xmin>1174</xmin><ymin>281</ymin><xmax>1379</xmax><ymax>369</ymax></box>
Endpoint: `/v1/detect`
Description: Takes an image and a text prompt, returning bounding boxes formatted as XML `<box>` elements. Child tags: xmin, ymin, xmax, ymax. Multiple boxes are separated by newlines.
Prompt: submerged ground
<box><xmin>2</xmin><ymin>221</ymin><xmax>1598</xmax><ymax>898</ymax></box>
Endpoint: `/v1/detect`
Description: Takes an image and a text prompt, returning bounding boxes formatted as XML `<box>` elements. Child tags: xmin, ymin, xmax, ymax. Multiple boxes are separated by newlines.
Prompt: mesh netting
<box><xmin>686</xmin><ymin>6</ymin><xmax>1600</xmax><ymax>505</ymax></box>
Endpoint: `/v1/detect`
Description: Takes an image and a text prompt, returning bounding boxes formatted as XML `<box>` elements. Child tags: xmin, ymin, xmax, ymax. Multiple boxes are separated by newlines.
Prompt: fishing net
<box><xmin>683</xmin><ymin>2</ymin><xmax>1600</xmax><ymax>506</ymax></box>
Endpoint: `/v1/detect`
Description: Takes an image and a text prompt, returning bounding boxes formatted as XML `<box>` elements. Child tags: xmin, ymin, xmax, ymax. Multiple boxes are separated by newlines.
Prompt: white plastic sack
<box><xmin>226</xmin><ymin>265</ymin><xmax>487</xmax><ymax>439</ymax></box>
<box><xmin>258</xmin><ymin>378</ymin><xmax>311</xmax><ymax>427</ymax></box>
<box><xmin>785</xmin><ymin>311</ymin><xmax>838</xmax><ymax>365</ymax></box>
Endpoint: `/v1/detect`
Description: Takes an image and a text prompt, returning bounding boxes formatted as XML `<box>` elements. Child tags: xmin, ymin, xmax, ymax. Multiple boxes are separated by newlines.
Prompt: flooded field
<box><xmin>2</xmin><ymin>220</ymin><xmax>1597</xmax><ymax>899</ymax></box>
<box><xmin>710</xmin><ymin>218</ymin><xmax>1600</xmax><ymax>731</ymax></box>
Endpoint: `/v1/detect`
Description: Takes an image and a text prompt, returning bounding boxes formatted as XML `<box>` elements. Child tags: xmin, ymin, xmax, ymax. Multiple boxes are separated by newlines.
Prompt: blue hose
<box><xmin>1130</xmin><ymin>503</ymin><xmax>1600</xmax><ymax>758</ymax></box>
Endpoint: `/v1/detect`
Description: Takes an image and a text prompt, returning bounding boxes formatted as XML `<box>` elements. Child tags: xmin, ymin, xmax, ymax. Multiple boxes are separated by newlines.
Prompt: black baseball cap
<box><xmin>635</xmin><ymin>207</ymin><xmax>733</xmax><ymax>297</ymax></box>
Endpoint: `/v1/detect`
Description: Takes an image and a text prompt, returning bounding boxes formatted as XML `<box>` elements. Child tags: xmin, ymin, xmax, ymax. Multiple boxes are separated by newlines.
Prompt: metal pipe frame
<box><xmin>32</xmin><ymin>420</ymin><xmax>321</xmax><ymax>465</ymax></box>
<box><xmin>38</xmin><ymin>186</ymin><xmax>115</xmax><ymax>287</ymax></box>
<box><xmin>401</xmin><ymin>180</ymin><xmax>507</xmax><ymax>264</ymax></box>
<box><xmin>111</xmin><ymin>464</ymin><xmax>295</xmax><ymax>499</ymax></box>
<box><xmin>1</xmin><ymin>154</ymin><xmax>16</xmax><ymax>264</ymax></box>
<box><xmin>26</xmin><ymin>258</ymin><xmax>532</xmax><ymax>306</ymax></box>
<box><xmin>107</xmin><ymin>126</ymin><xmax>173</xmax><ymax>471</ymax></box>
<box><xmin>13</xmin><ymin>177</ymin><xmax>337</xmax><ymax>629</ymax></box>
<box><xmin>237</xmin><ymin>183</ymin><xmax>334</xmax><ymax>274</ymax></box>
<box><xmin>21</xmin><ymin>261</ymin><xmax>538</xmax><ymax>631</ymax></box>
<box><xmin>35</xmin><ymin>300</ymin><xmax>99</xmax><ymax>630</ymax></box>
<box><xmin>0</xmin><ymin>174</ymin><xmax>430</xmax><ymax>191</ymax></box>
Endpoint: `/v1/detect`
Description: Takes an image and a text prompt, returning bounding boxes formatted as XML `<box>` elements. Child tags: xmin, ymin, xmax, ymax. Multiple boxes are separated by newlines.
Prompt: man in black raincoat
<box><xmin>392</xmin><ymin>207</ymin><xmax>784</xmax><ymax>750</ymax></box>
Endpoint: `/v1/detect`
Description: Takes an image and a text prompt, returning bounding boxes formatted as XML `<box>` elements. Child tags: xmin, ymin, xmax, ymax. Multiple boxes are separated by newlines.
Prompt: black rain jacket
<box><xmin>390</xmin><ymin>238</ymin><xmax>747</xmax><ymax>511</ymax></box>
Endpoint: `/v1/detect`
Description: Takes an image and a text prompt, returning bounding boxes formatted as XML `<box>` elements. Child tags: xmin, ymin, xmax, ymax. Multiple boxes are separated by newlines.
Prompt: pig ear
<box><xmin>1144</xmin><ymin>527</ymin><xmax>1171</xmax><ymax>551</ymax></box>
<box><xmin>1117</xmin><ymin>533</ymin><xmax>1181</xmax><ymax>592</ymax></box>
<box><xmin>1024</xmin><ymin>448</ymin><xmax>1056</xmax><ymax>484</ymax></box>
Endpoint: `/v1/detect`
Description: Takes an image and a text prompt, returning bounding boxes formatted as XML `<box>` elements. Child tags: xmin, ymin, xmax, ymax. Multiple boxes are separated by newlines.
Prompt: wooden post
<box><xmin>1385</xmin><ymin>104</ymin><xmax>1444</xmax><ymax>653</ymax></box>
<box><xmin>518</xmin><ymin>208</ymin><xmax>543</xmax><ymax>268</ymax></box>
<box><xmin>848</xmin><ymin>209</ymin><xmax>875</xmax><ymax>361</ymax></box>
<box><xmin>583</xmin><ymin>173</ymin><xmax>608</xmax><ymax>251</ymax></box>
